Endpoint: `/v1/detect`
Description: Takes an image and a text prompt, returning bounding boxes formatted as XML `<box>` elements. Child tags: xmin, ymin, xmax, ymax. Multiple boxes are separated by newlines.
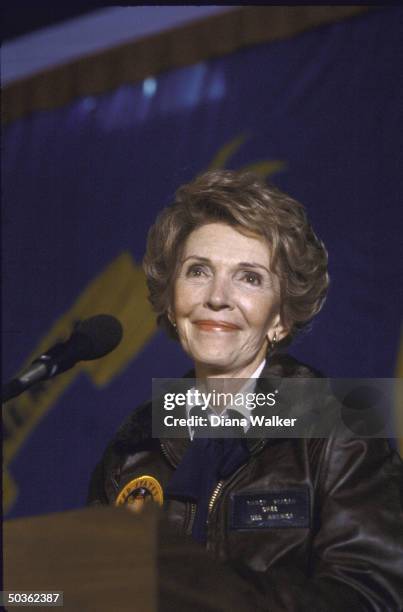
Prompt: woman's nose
<box><xmin>204</xmin><ymin>274</ymin><xmax>233</xmax><ymax>310</ymax></box>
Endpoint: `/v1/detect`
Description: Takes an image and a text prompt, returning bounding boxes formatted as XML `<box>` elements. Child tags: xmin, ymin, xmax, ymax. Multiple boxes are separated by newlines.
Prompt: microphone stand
<box><xmin>2</xmin><ymin>361</ymin><xmax>49</xmax><ymax>403</ymax></box>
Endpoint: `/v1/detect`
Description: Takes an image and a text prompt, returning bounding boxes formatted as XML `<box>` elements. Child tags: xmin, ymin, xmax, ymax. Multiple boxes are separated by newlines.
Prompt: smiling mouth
<box><xmin>193</xmin><ymin>320</ymin><xmax>241</xmax><ymax>332</ymax></box>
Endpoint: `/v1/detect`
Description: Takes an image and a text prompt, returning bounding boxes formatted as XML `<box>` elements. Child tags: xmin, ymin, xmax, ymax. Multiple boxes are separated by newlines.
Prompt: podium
<box><xmin>4</xmin><ymin>505</ymin><xmax>261</xmax><ymax>611</ymax></box>
<box><xmin>3</xmin><ymin>506</ymin><xmax>157</xmax><ymax>611</ymax></box>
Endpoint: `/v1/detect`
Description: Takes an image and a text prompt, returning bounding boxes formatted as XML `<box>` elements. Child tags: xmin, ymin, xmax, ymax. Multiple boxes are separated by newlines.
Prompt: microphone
<box><xmin>2</xmin><ymin>314</ymin><xmax>123</xmax><ymax>403</ymax></box>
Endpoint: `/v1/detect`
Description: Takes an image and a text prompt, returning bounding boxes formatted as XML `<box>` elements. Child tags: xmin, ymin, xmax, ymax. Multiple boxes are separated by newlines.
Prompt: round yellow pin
<box><xmin>115</xmin><ymin>475</ymin><xmax>163</xmax><ymax>513</ymax></box>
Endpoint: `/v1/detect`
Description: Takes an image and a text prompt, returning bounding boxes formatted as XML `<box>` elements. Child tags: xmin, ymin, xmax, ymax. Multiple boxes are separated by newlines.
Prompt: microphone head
<box><xmin>73</xmin><ymin>314</ymin><xmax>123</xmax><ymax>361</ymax></box>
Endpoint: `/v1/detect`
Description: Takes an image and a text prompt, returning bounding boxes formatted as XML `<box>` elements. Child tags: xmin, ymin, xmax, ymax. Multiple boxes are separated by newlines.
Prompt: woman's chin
<box><xmin>191</xmin><ymin>351</ymin><xmax>237</xmax><ymax>373</ymax></box>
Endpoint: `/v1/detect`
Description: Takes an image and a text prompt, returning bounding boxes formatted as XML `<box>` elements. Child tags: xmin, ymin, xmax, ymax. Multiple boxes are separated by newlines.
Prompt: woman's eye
<box><xmin>186</xmin><ymin>264</ymin><xmax>206</xmax><ymax>277</ymax></box>
<box><xmin>242</xmin><ymin>271</ymin><xmax>262</xmax><ymax>286</ymax></box>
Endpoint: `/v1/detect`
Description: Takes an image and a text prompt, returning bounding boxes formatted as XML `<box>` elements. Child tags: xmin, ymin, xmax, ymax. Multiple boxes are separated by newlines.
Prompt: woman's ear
<box><xmin>267</xmin><ymin>315</ymin><xmax>288</xmax><ymax>345</ymax></box>
<box><xmin>167</xmin><ymin>308</ymin><xmax>176</xmax><ymax>328</ymax></box>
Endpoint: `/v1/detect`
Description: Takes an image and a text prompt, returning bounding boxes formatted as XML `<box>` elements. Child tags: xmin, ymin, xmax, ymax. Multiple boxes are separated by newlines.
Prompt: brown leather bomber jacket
<box><xmin>88</xmin><ymin>355</ymin><xmax>403</xmax><ymax>611</ymax></box>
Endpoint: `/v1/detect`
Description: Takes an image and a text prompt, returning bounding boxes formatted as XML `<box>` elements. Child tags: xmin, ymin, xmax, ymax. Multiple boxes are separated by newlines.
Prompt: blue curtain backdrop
<box><xmin>3</xmin><ymin>7</ymin><xmax>402</xmax><ymax>518</ymax></box>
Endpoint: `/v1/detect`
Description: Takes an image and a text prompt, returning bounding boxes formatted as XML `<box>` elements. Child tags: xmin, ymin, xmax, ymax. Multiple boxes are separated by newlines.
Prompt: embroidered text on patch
<box><xmin>230</xmin><ymin>489</ymin><xmax>310</xmax><ymax>529</ymax></box>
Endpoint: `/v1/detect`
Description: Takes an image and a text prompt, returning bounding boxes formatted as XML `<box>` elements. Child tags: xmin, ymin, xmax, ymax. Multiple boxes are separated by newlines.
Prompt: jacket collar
<box><xmin>159</xmin><ymin>353</ymin><xmax>322</xmax><ymax>468</ymax></box>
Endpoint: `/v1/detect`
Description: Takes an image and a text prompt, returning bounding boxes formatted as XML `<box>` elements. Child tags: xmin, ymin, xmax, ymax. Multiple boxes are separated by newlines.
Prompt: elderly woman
<box><xmin>88</xmin><ymin>171</ymin><xmax>402</xmax><ymax>611</ymax></box>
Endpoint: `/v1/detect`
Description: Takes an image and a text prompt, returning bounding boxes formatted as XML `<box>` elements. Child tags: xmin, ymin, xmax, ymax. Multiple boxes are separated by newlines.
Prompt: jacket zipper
<box><xmin>187</xmin><ymin>459</ymin><xmax>254</xmax><ymax>534</ymax></box>
<box><xmin>186</xmin><ymin>482</ymin><xmax>224</xmax><ymax>536</ymax></box>
<box><xmin>208</xmin><ymin>480</ymin><xmax>225</xmax><ymax>514</ymax></box>
<box><xmin>160</xmin><ymin>440</ymin><xmax>177</xmax><ymax>468</ymax></box>
<box><xmin>163</xmin><ymin>439</ymin><xmax>267</xmax><ymax>535</ymax></box>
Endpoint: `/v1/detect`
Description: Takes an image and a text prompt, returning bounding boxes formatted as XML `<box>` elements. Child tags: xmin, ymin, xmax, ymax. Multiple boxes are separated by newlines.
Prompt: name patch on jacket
<box><xmin>230</xmin><ymin>489</ymin><xmax>310</xmax><ymax>529</ymax></box>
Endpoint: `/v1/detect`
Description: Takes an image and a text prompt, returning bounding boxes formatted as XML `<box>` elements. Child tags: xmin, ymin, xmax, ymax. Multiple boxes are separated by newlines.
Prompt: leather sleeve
<box><xmin>242</xmin><ymin>436</ymin><xmax>403</xmax><ymax>611</ymax></box>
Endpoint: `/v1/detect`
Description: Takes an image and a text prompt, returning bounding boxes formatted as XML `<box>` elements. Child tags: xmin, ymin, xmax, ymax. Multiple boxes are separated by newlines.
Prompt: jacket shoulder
<box><xmin>110</xmin><ymin>400</ymin><xmax>154</xmax><ymax>456</ymax></box>
<box><xmin>87</xmin><ymin>400</ymin><xmax>156</xmax><ymax>506</ymax></box>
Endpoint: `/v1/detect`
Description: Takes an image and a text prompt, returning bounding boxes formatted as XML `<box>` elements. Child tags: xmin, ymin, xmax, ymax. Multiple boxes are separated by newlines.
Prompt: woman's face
<box><xmin>171</xmin><ymin>222</ymin><xmax>286</xmax><ymax>378</ymax></box>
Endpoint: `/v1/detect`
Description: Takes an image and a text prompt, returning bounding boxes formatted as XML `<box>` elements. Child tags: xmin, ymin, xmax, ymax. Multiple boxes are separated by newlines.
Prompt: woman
<box><xmin>88</xmin><ymin>170</ymin><xmax>402</xmax><ymax>610</ymax></box>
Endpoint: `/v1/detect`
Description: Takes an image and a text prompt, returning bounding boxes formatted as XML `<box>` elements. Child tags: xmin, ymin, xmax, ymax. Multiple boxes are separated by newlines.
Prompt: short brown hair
<box><xmin>143</xmin><ymin>170</ymin><xmax>329</xmax><ymax>347</ymax></box>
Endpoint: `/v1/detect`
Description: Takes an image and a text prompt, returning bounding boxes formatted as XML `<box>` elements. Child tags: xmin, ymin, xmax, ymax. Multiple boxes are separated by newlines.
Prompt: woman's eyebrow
<box><xmin>181</xmin><ymin>255</ymin><xmax>210</xmax><ymax>264</ymax></box>
<box><xmin>181</xmin><ymin>255</ymin><xmax>270</xmax><ymax>274</ymax></box>
<box><xmin>238</xmin><ymin>262</ymin><xmax>271</xmax><ymax>275</ymax></box>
